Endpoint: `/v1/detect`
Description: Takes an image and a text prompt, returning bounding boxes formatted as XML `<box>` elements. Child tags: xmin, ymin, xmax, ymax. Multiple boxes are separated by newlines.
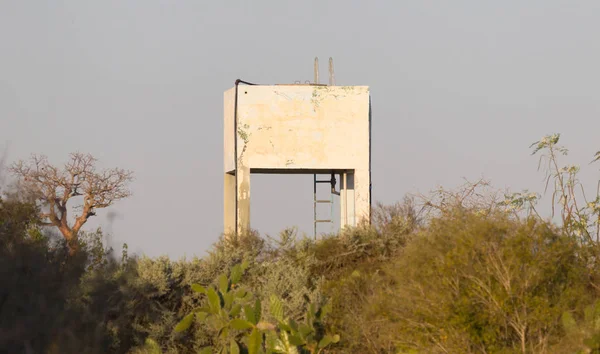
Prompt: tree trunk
<box><xmin>57</xmin><ymin>226</ymin><xmax>79</xmax><ymax>256</ymax></box>
<box><xmin>66</xmin><ymin>237</ymin><xmax>79</xmax><ymax>256</ymax></box>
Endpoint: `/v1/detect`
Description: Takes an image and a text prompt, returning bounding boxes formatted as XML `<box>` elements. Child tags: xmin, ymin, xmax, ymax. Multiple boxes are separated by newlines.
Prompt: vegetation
<box><xmin>173</xmin><ymin>261</ymin><xmax>339</xmax><ymax>354</ymax></box>
<box><xmin>8</xmin><ymin>152</ymin><xmax>133</xmax><ymax>254</ymax></box>
<box><xmin>1</xmin><ymin>134</ymin><xmax>600</xmax><ymax>353</ymax></box>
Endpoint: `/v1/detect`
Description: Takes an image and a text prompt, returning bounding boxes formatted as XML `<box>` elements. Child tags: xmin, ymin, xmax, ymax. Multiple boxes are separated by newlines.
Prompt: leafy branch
<box><xmin>529</xmin><ymin>133</ymin><xmax>600</xmax><ymax>242</ymax></box>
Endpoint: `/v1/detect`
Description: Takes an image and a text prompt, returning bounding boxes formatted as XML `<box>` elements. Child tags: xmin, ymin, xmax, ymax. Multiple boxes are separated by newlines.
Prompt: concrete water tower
<box><xmin>223</xmin><ymin>58</ymin><xmax>371</xmax><ymax>237</ymax></box>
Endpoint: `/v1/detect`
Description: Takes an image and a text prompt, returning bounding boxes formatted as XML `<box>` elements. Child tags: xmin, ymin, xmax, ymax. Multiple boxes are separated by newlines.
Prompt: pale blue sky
<box><xmin>2</xmin><ymin>1</ymin><xmax>600</xmax><ymax>258</ymax></box>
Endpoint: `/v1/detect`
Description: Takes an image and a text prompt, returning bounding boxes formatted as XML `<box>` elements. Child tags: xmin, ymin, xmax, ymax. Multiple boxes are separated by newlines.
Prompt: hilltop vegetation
<box><xmin>2</xmin><ymin>134</ymin><xmax>600</xmax><ymax>353</ymax></box>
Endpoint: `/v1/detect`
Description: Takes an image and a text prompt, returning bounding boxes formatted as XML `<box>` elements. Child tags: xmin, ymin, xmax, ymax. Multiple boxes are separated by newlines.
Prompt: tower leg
<box><xmin>224</xmin><ymin>173</ymin><xmax>237</xmax><ymax>236</ymax></box>
<box><xmin>354</xmin><ymin>169</ymin><xmax>370</xmax><ymax>226</ymax></box>
<box><xmin>224</xmin><ymin>166</ymin><xmax>251</xmax><ymax>238</ymax></box>
<box><xmin>339</xmin><ymin>169</ymin><xmax>370</xmax><ymax>228</ymax></box>
<box><xmin>236</xmin><ymin>166</ymin><xmax>251</xmax><ymax>235</ymax></box>
<box><xmin>340</xmin><ymin>172</ymin><xmax>356</xmax><ymax>228</ymax></box>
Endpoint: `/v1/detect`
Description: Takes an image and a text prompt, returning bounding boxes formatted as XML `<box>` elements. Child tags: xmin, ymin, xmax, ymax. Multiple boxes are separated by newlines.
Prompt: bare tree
<box><xmin>9</xmin><ymin>152</ymin><xmax>133</xmax><ymax>254</ymax></box>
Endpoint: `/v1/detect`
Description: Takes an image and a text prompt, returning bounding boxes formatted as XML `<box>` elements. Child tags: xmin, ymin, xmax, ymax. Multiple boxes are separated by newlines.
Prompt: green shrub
<box><xmin>174</xmin><ymin>262</ymin><xmax>339</xmax><ymax>354</ymax></box>
<box><xmin>324</xmin><ymin>210</ymin><xmax>598</xmax><ymax>353</ymax></box>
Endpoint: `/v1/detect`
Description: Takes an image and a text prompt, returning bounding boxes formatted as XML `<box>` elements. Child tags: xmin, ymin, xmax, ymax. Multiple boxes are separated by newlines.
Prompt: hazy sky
<box><xmin>2</xmin><ymin>1</ymin><xmax>600</xmax><ymax>259</ymax></box>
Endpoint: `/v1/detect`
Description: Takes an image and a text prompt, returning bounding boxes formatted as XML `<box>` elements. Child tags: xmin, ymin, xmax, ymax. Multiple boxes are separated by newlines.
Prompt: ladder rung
<box><xmin>315</xmin><ymin>180</ymin><xmax>332</xmax><ymax>183</ymax></box>
<box><xmin>315</xmin><ymin>219</ymin><xmax>332</xmax><ymax>223</ymax></box>
<box><xmin>315</xmin><ymin>200</ymin><xmax>331</xmax><ymax>203</ymax></box>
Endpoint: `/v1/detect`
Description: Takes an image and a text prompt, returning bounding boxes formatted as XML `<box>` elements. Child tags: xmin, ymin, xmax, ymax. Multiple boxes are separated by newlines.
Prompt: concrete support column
<box><xmin>340</xmin><ymin>172</ymin><xmax>356</xmax><ymax>228</ymax></box>
<box><xmin>353</xmin><ymin>169</ymin><xmax>370</xmax><ymax>226</ymax></box>
<box><xmin>224</xmin><ymin>167</ymin><xmax>251</xmax><ymax>237</ymax></box>
<box><xmin>224</xmin><ymin>173</ymin><xmax>236</xmax><ymax>235</ymax></box>
<box><xmin>236</xmin><ymin>166</ymin><xmax>251</xmax><ymax>235</ymax></box>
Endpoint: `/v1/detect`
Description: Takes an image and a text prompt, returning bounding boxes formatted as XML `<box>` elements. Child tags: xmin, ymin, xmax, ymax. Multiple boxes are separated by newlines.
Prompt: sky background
<box><xmin>2</xmin><ymin>1</ymin><xmax>600</xmax><ymax>259</ymax></box>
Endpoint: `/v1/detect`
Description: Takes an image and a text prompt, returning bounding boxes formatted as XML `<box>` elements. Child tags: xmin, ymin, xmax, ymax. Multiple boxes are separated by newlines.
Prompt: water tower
<box><xmin>223</xmin><ymin>58</ymin><xmax>371</xmax><ymax>237</ymax></box>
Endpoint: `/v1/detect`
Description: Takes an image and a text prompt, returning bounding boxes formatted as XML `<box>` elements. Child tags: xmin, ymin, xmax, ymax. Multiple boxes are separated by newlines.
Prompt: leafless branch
<box><xmin>8</xmin><ymin>152</ymin><xmax>133</xmax><ymax>254</ymax></box>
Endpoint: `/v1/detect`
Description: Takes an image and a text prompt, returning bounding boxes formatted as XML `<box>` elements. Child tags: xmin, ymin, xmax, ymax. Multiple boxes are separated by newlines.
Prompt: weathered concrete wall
<box><xmin>224</xmin><ymin>84</ymin><xmax>370</xmax><ymax>236</ymax></box>
<box><xmin>235</xmin><ymin>85</ymin><xmax>369</xmax><ymax>170</ymax></box>
<box><xmin>223</xmin><ymin>88</ymin><xmax>235</xmax><ymax>173</ymax></box>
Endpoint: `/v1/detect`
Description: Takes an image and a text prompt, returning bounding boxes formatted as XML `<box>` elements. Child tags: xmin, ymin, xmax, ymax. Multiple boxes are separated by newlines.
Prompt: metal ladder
<box><xmin>313</xmin><ymin>173</ymin><xmax>339</xmax><ymax>239</ymax></box>
<box><xmin>312</xmin><ymin>57</ymin><xmax>338</xmax><ymax>239</ymax></box>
